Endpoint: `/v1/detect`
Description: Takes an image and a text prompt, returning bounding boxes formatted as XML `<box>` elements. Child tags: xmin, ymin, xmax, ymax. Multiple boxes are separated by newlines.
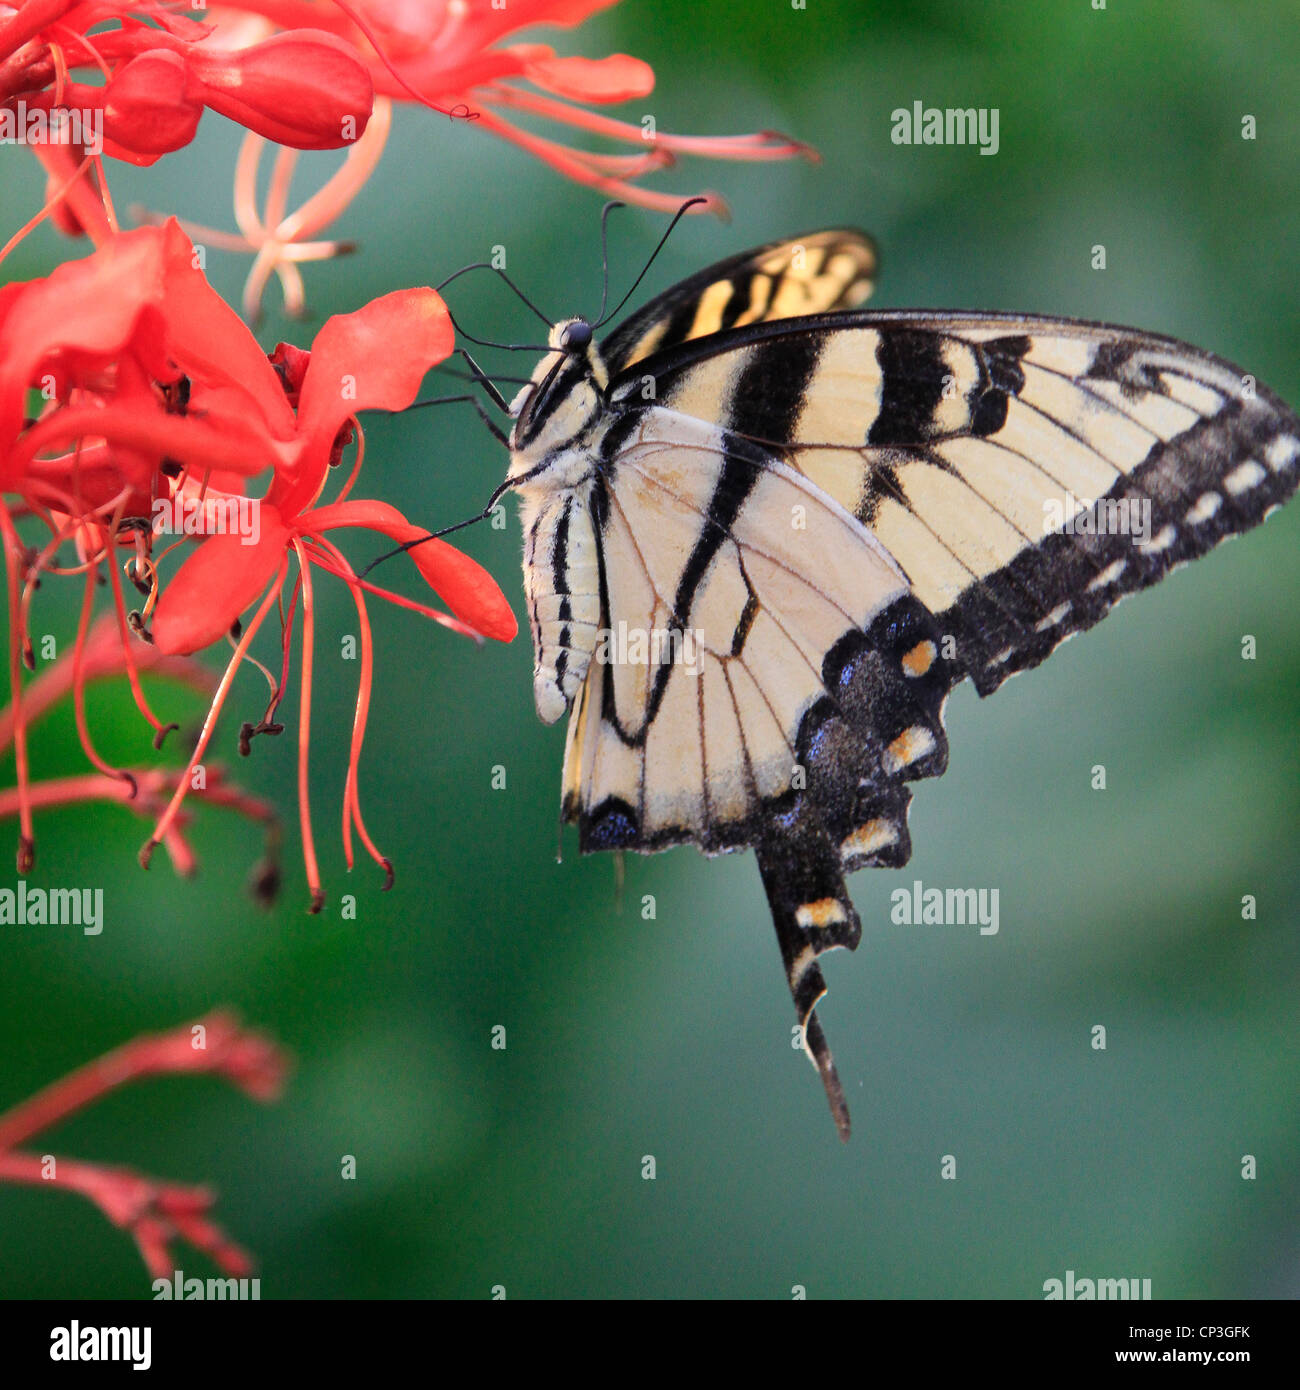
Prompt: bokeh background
<box><xmin>2</xmin><ymin>0</ymin><xmax>1297</xmax><ymax>1299</ymax></box>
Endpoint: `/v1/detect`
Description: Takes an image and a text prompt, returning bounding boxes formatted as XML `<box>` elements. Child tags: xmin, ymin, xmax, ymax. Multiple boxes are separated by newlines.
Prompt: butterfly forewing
<box><xmin>618</xmin><ymin>309</ymin><xmax>1300</xmax><ymax>695</ymax></box>
<box><xmin>600</xmin><ymin>229</ymin><xmax>877</xmax><ymax>376</ymax></box>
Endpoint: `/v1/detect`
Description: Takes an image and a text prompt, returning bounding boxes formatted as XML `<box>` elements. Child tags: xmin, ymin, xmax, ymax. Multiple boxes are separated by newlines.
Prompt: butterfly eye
<box><xmin>560</xmin><ymin>319</ymin><xmax>592</xmax><ymax>353</ymax></box>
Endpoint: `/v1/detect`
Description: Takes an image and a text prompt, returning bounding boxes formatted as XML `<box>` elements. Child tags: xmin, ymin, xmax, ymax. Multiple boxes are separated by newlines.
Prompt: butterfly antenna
<box><xmin>593</xmin><ymin>196</ymin><xmax>709</xmax><ymax>330</ymax></box>
<box><xmin>595</xmin><ymin>200</ymin><xmax>627</xmax><ymax>324</ymax></box>
<box><xmin>437</xmin><ymin>261</ymin><xmax>555</xmax><ymax>330</ymax></box>
<box><xmin>444</xmin><ymin>307</ymin><xmax>552</xmax><ymax>354</ymax></box>
<box><xmin>357</xmin><ymin>477</ymin><xmax>516</xmax><ymax>580</ymax></box>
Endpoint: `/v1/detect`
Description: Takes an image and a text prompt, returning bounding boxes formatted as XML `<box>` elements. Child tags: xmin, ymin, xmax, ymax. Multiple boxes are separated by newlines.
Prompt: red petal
<box><xmin>0</xmin><ymin>222</ymin><xmax>293</xmax><ymax>481</ymax></box>
<box><xmin>152</xmin><ymin>512</ymin><xmax>291</xmax><ymax>656</ymax></box>
<box><xmin>101</xmin><ymin>53</ymin><xmax>203</xmax><ymax>156</ymax></box>
<box><xmin>297</xmin><ymin>290</ymin><xmax>453</xmax><ymax>441</ymax></box>
<box><xmin>300</xmin><ymin>499</ymin><xmax>517</xmax><ymax>642</ymax></box>
<box><xmin>273</xmin><ymin>290</ymin><xmax>453</xmax><ymax>514</ymax></box>
<box><xmin>156</xmin><ymin>220</ymin><xmax>297</xmax><ymax>438</ymax></box>
<box><xmin>523</xmin><ymin>52</ymin><xmax>655</xmax><ymax>103</ymax></box>
<box><xmin>0</xmin><ymin>226</ymin><xmax>169</xmax><ymax>459</ymax></box>
<box><xmin>188</xmin><ymin>31</ymin><xmax>373</xmax><ymax>150</ymax></box>
<box><xmin>15</xmin><ymin>401</ymin><xmax>284</xmax><ymax>480</ymax></box>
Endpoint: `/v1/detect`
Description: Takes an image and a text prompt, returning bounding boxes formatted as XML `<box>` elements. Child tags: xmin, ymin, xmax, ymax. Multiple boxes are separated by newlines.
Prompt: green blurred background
<box><xmin>2</xmin><ymin>0</ymin><xmax>1297</xmax><ymax>1299</ymax></box>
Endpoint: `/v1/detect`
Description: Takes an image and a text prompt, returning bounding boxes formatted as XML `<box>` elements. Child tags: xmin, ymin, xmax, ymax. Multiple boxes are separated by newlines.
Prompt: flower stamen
<box><xmin>139</xmin><ymin>556</ymin><xmax>289</xmax><ymax>870</ymax></box>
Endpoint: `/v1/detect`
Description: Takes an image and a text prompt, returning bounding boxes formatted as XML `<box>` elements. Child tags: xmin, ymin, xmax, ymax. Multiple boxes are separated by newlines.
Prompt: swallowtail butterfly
<box><xmin>498</xmin><ymin>228</ymin><xmax>1299</xmax><ymax>1138</ymax></box>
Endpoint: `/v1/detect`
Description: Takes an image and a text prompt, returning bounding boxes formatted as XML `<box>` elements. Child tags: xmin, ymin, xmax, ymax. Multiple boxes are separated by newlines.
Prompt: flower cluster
<box><xmin>0</xmin><ymin>0</ymin><xmax>371</xmax><ymax>164</ymax></box>
<box><xmin>0</xmin><ymin>1012</ymin><xmax>287</xmax><ymax>1277</ymax></box>
<box><xmin>1</xmin><ymin>0</ymin><xmax>811</xmax><ymax>1283</ymax></box>
<box><xmin>4</xmin><ymin>0</ymin><xmax>810</xmax><ymax>315</ymax></box>
<box><xmin>2</xmin><ymin>217</ymin><xmax>516</xmax><ymax>905</ymax></box>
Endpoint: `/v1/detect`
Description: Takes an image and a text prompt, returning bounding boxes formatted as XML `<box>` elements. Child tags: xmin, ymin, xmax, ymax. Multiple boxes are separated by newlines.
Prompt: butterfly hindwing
<box><xmin>565</xmin><ymin>409</ymin><xmax>941</xmax><ymax>850</ymax></box>
<box><xmin>557</xmin><ymin>411</ymin><xmax>964</xmax><ymax>1131</ymax></box>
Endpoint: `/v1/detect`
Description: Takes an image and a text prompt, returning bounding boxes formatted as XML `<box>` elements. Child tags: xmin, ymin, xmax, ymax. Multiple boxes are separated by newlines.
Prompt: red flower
<box><xmin>0</xmin><ymin>2</ymin><xmax>374</xmax><ymax>269</ymax></box>
<box><xmin>143</xmin><ymin>0</ymin><xmax>812</xmax><ymax>316</ymax></box>
<box><xmin>0</xmin><ymin>613</ymin><xmax>281</xmax><ymax>887</ymax></box>
<box><xmin>1</xmin><ymin>221</ymin><xmax>515</xmax><ymax>900</ymax></box>
<box><xmin>0</xmin><ymin>1012</ymin><xmax>286</xmax><ymax>1280</ymax></box>
<box><xmin>212</xmin><ymin>0</ymin><xmax>811</xmax><ymax>211</ymax></box>
<box><xmin>2</xmin><ymin>221</ymin><xmax>291</xmax><ymax>509</ymax></box>
<box><xmin>128</xmin><ymin>232</ymin><xmax>514</xmax><ymax>908</ymax></box>
<box><xmin>0</xmin><ymin>2</ymin><xmax>373</xmax><ymax>164</ymax></box>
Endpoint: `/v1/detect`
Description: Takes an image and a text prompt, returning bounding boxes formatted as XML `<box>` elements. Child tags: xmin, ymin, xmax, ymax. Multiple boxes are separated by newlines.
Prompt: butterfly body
<box><xmin>501</xmin><ymin>230</ymin><xmax>1300</xmax><ymax>1139</ymax></box>
<box><xmin>509</xmin><ymin>320</ymin><xmax>609</xmax><ymax>723</ymax></box>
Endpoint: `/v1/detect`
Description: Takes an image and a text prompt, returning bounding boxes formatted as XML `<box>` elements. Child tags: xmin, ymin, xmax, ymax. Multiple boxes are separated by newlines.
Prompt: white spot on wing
<box><xmin>882</xmin><ymin>725</ymin><xmax>937</xmax><ymax>773</ymax></box>
<box><xmin>1033</xmin><ymin>601</ymin><xmax>1072</xmax><ymax>633</ymax></box>
<box><xmin>1265</xmin><ymin>434</ymin><xmax>1299</xmax><ymax>471</ymax></box>
<box><xmin>1086</xmin><ymin>558</ymin><xmax>1127</xmax><ymax>592</ymax></box>
<box><xmin>795</xmin><ymin>898</ymin><xmax>848</xmax><ymax>931</ymax></box>
<box><xmin>1185</xmin><ymin>492</ymin><xmax>1222</xmax><ymax>525</ymax></box>
<box><xmin>1223</xmin><ymin>459</ymin><xmax>1267</xmax><ymax>496</ymax></box>
<box><xmin>840</xmin><ymin>820</ymin><xmax>897</xmax><ymax>858</ymax></box>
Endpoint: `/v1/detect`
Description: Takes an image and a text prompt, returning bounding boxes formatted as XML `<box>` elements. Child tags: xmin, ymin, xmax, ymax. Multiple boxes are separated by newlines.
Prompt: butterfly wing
<box><xmin>620</xmin><ymin>309</ymin><xmax>1300</xmax><ymax>693</ymax></box>
<box><xmin>599</xmin><ymin>230</ymin><xmax>877</xmax><ymax>376</ymax></box>
<box><xmin>563</xmin><ymin>309</ymin><xmax>1300</xmax><ymax>1136</ymax></box>
<box><xmin>561</xmin><ymin>410</ymin><xmax>959</xmax><ymax>1137</ymax></box>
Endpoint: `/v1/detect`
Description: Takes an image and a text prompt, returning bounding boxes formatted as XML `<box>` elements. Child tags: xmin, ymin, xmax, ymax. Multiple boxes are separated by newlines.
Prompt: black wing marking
<box><xmin>600</xmin><ymin>229</ymin><xmax>877</xmax><ymax>376</ymax></box>
<box><xmin>617</xmin><ymin>309</ymin><xmax>1300</xmax><ymax>694</ymax></box>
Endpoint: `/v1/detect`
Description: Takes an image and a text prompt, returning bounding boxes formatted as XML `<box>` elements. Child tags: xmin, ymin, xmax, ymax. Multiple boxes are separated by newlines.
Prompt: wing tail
<box><xmin>755</xmin><ymin>812</ymin><xmax>861</xmax><ymax>1141</ymax></box>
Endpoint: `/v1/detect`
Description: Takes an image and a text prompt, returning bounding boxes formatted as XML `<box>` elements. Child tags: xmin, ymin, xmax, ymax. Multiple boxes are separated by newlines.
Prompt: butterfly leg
<box><xmin>755</xmin><ymin>813</ymin><xmax>862</xmax><ymax>1142</ymax></box>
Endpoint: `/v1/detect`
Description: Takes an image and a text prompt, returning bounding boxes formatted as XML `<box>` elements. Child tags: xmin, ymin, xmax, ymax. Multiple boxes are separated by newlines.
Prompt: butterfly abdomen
<box><xmin>519</xmin><ymin>485</ymin><xmax>601</xmax><ymax>725</ymax></box>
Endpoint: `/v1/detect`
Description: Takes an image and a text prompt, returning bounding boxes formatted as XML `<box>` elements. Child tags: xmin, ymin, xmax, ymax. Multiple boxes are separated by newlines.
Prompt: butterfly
<box><xmin>495</xmin><ymin>227</ymin><xmax>1299</xmax><ymax>1139</ymax></box>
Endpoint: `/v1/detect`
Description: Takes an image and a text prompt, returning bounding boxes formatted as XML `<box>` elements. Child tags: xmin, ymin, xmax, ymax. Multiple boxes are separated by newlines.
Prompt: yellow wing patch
<box><xmin>609</xmin><ymin>230</ymin><xmax>877</xmax><ymax>374</ymax></box>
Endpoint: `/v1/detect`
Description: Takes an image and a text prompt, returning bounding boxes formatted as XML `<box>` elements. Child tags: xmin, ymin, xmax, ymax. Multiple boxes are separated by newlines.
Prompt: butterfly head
<box><xmin>506</xmin><ymin>317</ymin><xmax>610</xmax><ymax>478</ymax></box>
<box><xmin>556</xmin><ymin>318</ymin><xmax>593</xmax><ymax>354</ymax></box>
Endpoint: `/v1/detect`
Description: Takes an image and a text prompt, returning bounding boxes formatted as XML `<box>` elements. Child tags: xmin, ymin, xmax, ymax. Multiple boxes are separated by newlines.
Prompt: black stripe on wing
<box><xmin>936</xmin><ymin>374</ymin><xmax>1300</xmax><ymax>695</ymax></box>
<box><xmin>611</xmin><ymin>308</ymin><xmax>1300</xmax><ymax>697</ymax></box>
<box><xmin>723</xmin><ymin>332</ymin><xmax>824</xmax><ymax>442</ymax></box>
<box><xmin>600</xmin><ymin>229</ymin><xmax>876</xmax><ymax>375</ymax></box>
